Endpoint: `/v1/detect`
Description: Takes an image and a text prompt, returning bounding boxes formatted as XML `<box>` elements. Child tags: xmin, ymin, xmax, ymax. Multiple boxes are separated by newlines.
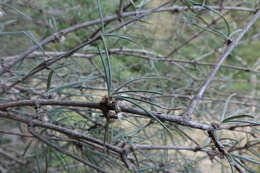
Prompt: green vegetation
<box><xmin>0</xmin><ymin>0</ymin><xmax>259</xmax><ymax>172</ymax></box>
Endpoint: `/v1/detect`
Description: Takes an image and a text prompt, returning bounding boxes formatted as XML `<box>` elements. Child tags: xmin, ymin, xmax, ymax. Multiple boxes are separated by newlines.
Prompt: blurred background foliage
<box><xmin>0</xmin><ymin>0</ymin><xmax>260</xmax><ymax>172</ymax></box>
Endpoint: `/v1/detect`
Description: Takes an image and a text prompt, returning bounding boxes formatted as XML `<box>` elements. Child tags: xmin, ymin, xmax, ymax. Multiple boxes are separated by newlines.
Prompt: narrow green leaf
<box><xmin>219</xmin><ymin>138</ymin><xmax>238</xmax><ymax>142</ymax></box>
<box><xmin>233</xmin><ymin>158</ymin><xmax>257</xmax><ymax>173</ymax></box>
<box><xmin>97</xmin><ymin>0</ymin><xmax>104</xmax><ymax>33</ymax></box>
<box><xmin>0</xmin><ymin>2</ymin><xmax>31</xmax><ymax>19</ymax></box>
<box><xmin>34</xmin><ymin>142</ymin><xmax>43</xmax><ymax>173</ymax></box>
<box><xmin>184</xmin><ymin>0</ymin><xmax>230</xmax><ymax>36</ymax></box>
<box><xmin>84</xmin><ymin>150</ymin><xmax>99</xmax><ymax>166</ymax></box>
<box><xmin>22</xmin><ymin>141</ymin><xmax>33</xmax><ymax>156</ymax></box>
<box><xmin>0</xmin><ymin>31</ymin><xmax>45</xmax><ymax>54</ymax></box>
<box><xmin>193</xmin><ymin>22</ymin><xmax>228</xmax><ymax>39</ymax></box>
<box><xmin>129</xmin><ymin>0</ymin><xmax>136</xmax><ymax>8</ymax></box>
<box><xmin>223</xmin><ymin>120</ymin><xmax>260</xmax><ymax>125</ymax></box>
<box><xmin>105</xmin><ymin>33</ymin><xmax>136</xmax><ymax>43</ymax></box>
<box><xmin>221</xmin><ymin>162</ymin><xmax>225</xmax><ymax>173</ymax></box>
<box><xmin>114</xmin><ymin>90</ymin><xmax>162</xmax><ymax>95</ymax></box>
<box><xmin>232</xmin><ymin>154</ymin><xmax>260</xmax><ymax>165</ymax></box>
<box><xmin>113</xmin><ymin>77</ymin><xmax>148</xmax><ymax>94</ymax></box>
<box><xmin>228</xmin><ymin>137</ymin><xmax>244</xmax><ymax>151</ymax></box>
<box><xmin>183</xmin><ymin>0</ymin><xmax>194</xmax><ymax>10</ymax></box>
<box><xmin>23</xmin><ymin>31</ymin><xmax>45</xmax><ymax>54</ymax></box>
<box><xmin>46</xmin><ymin>70</ymin><xmax>54</xmax><ymax>92</ymax></box>
<box><xmin>119</xmin><ymin>97</ymin><xmax>172</xmax><ymax>134</ymax></box>
<box><xmin>138</xmin><ymin>165</ymin><xmax>158</xmax><ymax>172</ymax></box>
<box><xmin>0</xmin><ymin>31</ymin><xmax>26</xmax><ymax>35</ymax></box>
<box><xmin>44</xmin><ymin>147</ymin><xmax>49</xmax><ymax>173</ymax></box>
<box><xmin>249</xmin><ymin>148</ymin><xmax>260</xmax><ymax>159</ymax></box>
<box><xmin>101</xmin><ymin>34</ymin><xmax>112</xmax><ymax>95</ymax></box>
<box><xmin>226</xmin><ymin>154</ymin><xmax>235</xmax><ymax>173</ymax></box>
<box><xmin>53</xmin><ymin>150</ymin><xmax>70</xmax><ymax>172</ymax></box>
<box><xmin>221</xmin><ymin>93</ymin><xmax>236</xmax><ymax>122</ymax></box>
<box><xmin>202</xmin><ymin>5</ymin><xmax>231</xmax><ymax>36</ymax></box>
<box><xmin>48</xmin><ymin>16</ymin><xmax>58</xmax><ymax>31</ymax></box>
<box><xmin>113</xmin><ymin>76</ymin><xmax>171</xmax><ymax>94</ymax></box>
<box><xmin>47</xmin><ymin>77</ymin><xmax>94</xmax><ymax>93</ymax></box>
<box><xmin>97</xmin><ymin>45</ymin><xmax>110</xmax><ymax>95</ymax></box>
<box><xmin>116</xmin><ymin>96</ymin><xmax>166</xmax><ymax>111</ymax></box>
<box><xmin>0</xmin><ymin>31</ymin><xmax>46</xmax><ymax>70</ymax></box>
<box><xmin>221</xmin><ymin>114</ymin><xmax>255</xmax><ymax>124</ymax></box>
<box><xmin>28</xmin><ymin>60</ymin><xmax>49</xmax><ymax>76</ymax></box>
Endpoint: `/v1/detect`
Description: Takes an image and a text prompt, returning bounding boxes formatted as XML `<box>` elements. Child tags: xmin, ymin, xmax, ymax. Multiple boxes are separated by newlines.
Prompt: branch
<box><xmin>7</xmin><ymin>49</ymin><xmax>259</xmax><ymax>74</ymax></box>
<box><xmin>0</xmin><ymin>4</ymin><xmax>255</xmax><ymax>76</ymax></box>
<box><xmin>132</xmin><ymin>144</ymin><xmax>208</xmax><ymax>152</ymax></box>
<box><xmin>0</xmin><ymin>148</ymin><xmax>26</xmax><ymax>165</ymax></box>
<box><xmin>0</xmin><ymin>99</ymin><xmax>213</xmax><ymax>130</ymax></box>
<box><xmin>28</xmin><ymin>121</ymin><xmax>108</xmax><ymax>173</ymax></box>
<box><xmin>151</xmin><ymin>94</ymin><xmax>260</xmax><ymax>109</ymax></box>
<box><xmin>0</xmin><ymin>1</ymin><xmax>173</xmax><ymax>95</ymax></box>
<box><xmin>184</xmin><ymin>10</ymin><xmax>260</xmax><ymax>118</ymax></box>
<box><xmin>0</xmin><ymin>130</ymin><xmax>33</xmax><ymax>138</ymax></box>
<box><xmin>0</xmin><ymin>110</ymin><xmax>123</xmax><ymax>154</ymax></box>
